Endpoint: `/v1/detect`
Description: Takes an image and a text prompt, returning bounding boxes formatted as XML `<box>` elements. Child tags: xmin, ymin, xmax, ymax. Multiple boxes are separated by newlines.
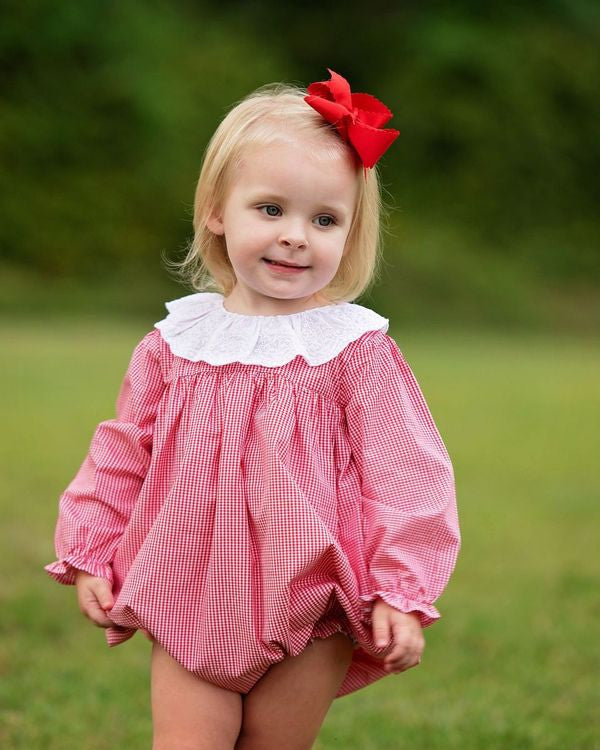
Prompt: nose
<box><xmin>278</xmin><ymin>223</ymin><xmax>308</xmax><ymax>250</ymax></box>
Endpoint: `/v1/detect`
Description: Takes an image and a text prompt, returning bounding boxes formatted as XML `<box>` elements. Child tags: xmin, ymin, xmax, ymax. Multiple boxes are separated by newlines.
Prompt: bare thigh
<box><xmin>234</xmin><ymin>631</ymin><xmax>354</xmax><ymax>750</ymax></box>
<box><xmin>151</xmin><ymin>640</ymin><xmax>243</xmax><ymax>750</ymax></box>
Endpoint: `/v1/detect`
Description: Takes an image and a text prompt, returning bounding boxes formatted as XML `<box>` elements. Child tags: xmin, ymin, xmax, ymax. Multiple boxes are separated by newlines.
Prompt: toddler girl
<box><xmin>45</xmin><ymin>68</ymin><xmax>461</xmax><ymax>749</ymax></box>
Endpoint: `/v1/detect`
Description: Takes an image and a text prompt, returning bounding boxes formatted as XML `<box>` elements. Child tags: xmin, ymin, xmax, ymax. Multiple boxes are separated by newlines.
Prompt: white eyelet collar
<box><xmin>154</xmin><ymin>292</ymin><xmax>389</xmax><ymax>367</ymax></box>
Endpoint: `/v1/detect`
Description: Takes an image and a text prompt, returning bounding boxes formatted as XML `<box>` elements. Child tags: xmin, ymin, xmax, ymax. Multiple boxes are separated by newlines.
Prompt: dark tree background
<box><xmin>1</xmin><ymin>0</ymin><xmax>598</xmax><ymax>328</ymax></box>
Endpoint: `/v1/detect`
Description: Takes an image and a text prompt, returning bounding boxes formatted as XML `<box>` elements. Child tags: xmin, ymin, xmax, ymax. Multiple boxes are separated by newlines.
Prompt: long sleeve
<box><xmin>44</xmin><ymin>330</ymin><xmax>167</xmax><ymax>586</ymax></box>
<box><xmin>343</xmin><ymin>331</ymin><xmax>461</xmax><ymax>629</ymax></box>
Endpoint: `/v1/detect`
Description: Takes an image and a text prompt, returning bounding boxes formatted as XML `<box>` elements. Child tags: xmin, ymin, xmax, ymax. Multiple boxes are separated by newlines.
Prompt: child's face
<box><xmin>206</xmin><ymin>135</ymin><xmax>359</xmax><ymax>314</ymax></box>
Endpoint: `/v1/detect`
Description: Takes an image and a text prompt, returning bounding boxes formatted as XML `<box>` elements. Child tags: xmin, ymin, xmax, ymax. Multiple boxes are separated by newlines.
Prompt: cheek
<box><xmin>226</xmin><ymin>219</ymin><xmax>269</xmax><ymax>252</ymax></box>
<box><xmin>320</xmin><ymin>232</ymin><xmax>347</xmax><ymax>260</ymax></box>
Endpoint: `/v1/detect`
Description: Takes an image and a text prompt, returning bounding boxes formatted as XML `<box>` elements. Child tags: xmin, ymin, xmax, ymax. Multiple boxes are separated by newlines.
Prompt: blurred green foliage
<box><xmin>0</xmin><ymin>0</ymin><xmax>598</xmax><ymax>323</ymax></box>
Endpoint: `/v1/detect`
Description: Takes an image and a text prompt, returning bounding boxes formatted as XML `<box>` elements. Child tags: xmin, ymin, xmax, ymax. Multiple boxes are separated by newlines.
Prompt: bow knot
<box><xmin>304</xmin><ymin>68</ymin><xmax>400</xmax><ymax>169</ymax></box>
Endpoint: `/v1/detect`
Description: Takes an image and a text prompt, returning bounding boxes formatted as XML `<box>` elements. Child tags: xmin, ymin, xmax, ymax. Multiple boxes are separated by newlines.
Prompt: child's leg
<box><xmin>151</xmin><ymin>640</ymin><xmax>243</xmax><ymax>750</ymax></box>
<box><xmin>234</xmin><ymin>631</ymin><xmax>354</xmax><ymax>750</ymax></box>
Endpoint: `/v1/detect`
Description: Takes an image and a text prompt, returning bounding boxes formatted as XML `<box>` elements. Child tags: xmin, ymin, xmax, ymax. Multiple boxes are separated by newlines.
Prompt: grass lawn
<box><xmin>1</xmin><ymin>317</ymin><xmax>598</xmax><ymax>749</ymax></box>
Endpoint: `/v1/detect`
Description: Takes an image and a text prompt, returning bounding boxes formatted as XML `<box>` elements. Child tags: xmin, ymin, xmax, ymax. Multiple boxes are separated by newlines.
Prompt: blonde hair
<box><xmin>163</xmin><ymin>80</ymin><xmax>391</xmax><ymax>304</ymax></box>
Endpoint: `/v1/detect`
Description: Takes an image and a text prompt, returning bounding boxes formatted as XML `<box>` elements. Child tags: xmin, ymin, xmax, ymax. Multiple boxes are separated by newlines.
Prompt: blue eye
<box><xmin>259</xmin><ymin>205</ymin><xmax>281</xmax><ymax>217</ymax></box>
<box><xmin>315</xmin><ymin>215</ymin><xmax>335</xmax><ymax>227</ymax></box>
<box><xmin>258</xmin><ymin>205</ymin><xmax>335</xmax><ymax>226</ymax></box>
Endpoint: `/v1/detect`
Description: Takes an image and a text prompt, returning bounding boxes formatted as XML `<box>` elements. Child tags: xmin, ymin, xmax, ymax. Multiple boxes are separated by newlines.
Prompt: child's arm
<box><xmin>343</xmin><ymin>331</ymin><xmax>461</xmax><ymax>631</ymax></box>
<box><xmin>44</xmin><ymin>330</ymin><xmax>166</xmax><ymax>587</ymax></box>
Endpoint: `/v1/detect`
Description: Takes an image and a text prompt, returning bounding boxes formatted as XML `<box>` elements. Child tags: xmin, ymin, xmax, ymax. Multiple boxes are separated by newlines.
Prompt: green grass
<box><xmin>1</xmin><ymin>318</ymin><xmax>599</xmax><ymax>749</ymax></box>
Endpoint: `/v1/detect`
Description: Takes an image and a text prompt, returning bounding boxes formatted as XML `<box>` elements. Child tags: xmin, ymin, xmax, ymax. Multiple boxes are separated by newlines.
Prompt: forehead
<box><xmin>231</xmin><ymin>137</ymin><xmax>359</xmax><ymax>205</ymax></box>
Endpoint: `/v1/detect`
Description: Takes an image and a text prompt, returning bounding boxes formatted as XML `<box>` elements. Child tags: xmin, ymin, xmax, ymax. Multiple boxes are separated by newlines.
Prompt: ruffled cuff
<box><xmin>44</xmin><ymin>554</ymin><xmax>114</xmax><ymax>586</ymax></box>
<box><xmin>359</xmin><ymin>591</ymin><xmax>441</xmax><ymax>629</ymax></box>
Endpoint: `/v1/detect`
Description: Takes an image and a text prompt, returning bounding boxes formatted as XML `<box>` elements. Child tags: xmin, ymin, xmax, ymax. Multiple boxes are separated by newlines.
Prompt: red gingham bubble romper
<box><xmin>44</xmin><ymin>292</ymin><xmax>461</xmax><ymax>698</ymax></box>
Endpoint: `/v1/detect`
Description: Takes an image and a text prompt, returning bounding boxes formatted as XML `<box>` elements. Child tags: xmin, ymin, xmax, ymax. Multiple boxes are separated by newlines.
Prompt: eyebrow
<box><xmin>248</xmin><ymin>192</ymin><xmax>348</xmax><ymax>216</ymax></box>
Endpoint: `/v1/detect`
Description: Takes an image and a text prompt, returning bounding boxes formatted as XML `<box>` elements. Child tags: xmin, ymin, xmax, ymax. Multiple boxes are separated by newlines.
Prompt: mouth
<box><xmin>262</xmin><ymin>258</ymin><xmax>310</xmax><ymax>269</ymax></box>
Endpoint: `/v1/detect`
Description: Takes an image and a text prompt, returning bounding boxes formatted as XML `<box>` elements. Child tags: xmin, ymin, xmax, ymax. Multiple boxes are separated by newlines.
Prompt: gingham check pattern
<box><xmin>45</xmin><ymin>327</ymin><xmax>460</xmax><ymax>697</ymax></box>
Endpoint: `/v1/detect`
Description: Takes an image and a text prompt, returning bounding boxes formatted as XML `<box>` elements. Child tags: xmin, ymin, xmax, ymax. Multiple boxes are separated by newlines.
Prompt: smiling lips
<box><xmin>263</xmin><ymin>258</ymin><xmax>309</xmax><ymax>272</ymax></box>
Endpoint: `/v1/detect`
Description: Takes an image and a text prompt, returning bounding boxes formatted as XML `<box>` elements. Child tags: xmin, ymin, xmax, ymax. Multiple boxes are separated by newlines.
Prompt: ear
<box><xmin>206</xmin><ymin>207</ymin><xmax>225</xmax><ymax>236</ymax></box>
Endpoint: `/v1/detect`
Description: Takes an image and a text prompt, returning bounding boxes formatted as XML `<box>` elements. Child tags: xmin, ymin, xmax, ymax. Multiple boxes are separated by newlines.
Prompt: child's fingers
<box><xmin>384</xmin><ymin>648</ymin><xmax>422</xmax><ymax>673</ymax></box>
<box><xmin>371</xmin><ymin>609</ymin><xmax>392</xmax><ymax>648</ymax></box>
<box><xmin>78</xmin><ymin>590</ymin><xmax>114</xmax><ymax>627</ymax></box>
<box><xmin>86</xmin><ymin>598</ymin><xmax>115</xmax><ymax>627</ymax></box>
<box><xmin>383</xmin><ymin>623</ymin><xmax>425</xmax><ymax>672</ymax></box>
<box><xmin>76</xmin><ymin>576</ymin><xmax>115</xmax><ymax>628</ymax></box>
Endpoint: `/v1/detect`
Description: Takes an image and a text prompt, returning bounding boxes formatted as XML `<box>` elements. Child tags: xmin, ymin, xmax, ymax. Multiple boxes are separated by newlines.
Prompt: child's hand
<box><xmin>74</xmin><ymin>570</ymin><xmax>154</xmax><ymax>642</ymax></box>
<box><xmin>74</xmin><ymin>570</ymin><xmax>115</xmax><ymax>629</ymax></box>
<box><xmin>371</xmin><ymin>597</ymin><xmax>425</xmax><ymax>673</ymax></box>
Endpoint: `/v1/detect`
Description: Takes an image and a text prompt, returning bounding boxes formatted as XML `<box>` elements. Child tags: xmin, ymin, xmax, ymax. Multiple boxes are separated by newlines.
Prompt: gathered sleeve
<box><xmin>44</xmin><ymin>330</ymin><xmax>167</xmax><ymax>586</ymax></box>
<box><xmin>343</xmin><ymin>331</ymin><xmax>461</xmax><ymax>629</ymax></box>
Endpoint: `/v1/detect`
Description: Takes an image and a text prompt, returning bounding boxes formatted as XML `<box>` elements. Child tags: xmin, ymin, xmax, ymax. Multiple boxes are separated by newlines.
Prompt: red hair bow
<box><xmin>304</xmin><ymin>68</ymin><xmax>400</xmax><ymax>169</ymax></box>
